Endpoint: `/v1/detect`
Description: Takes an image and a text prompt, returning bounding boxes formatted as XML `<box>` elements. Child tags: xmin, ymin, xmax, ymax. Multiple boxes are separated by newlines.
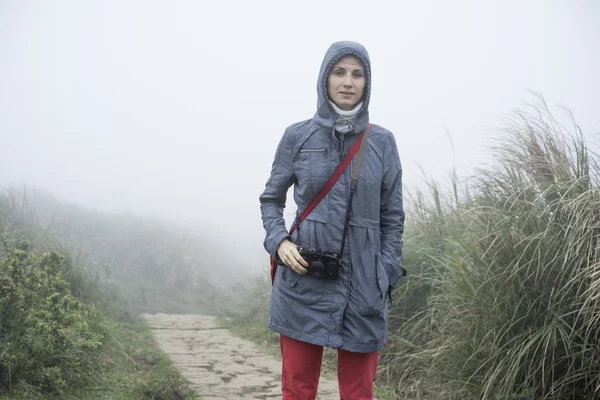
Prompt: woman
<box><xmin>259</xmin><ymin>41</ymin><xmax>406</xmax><ymax>399</ymax></box>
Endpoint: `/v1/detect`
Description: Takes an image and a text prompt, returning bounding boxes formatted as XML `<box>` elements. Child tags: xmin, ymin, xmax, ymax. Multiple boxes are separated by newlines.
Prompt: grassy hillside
<box><xmin>229</xmin><ymin>99</ymin><xmax>600</xmax><ymax>400</ymax></box>
<box><xmin>1</xmin><ymin>186</ymin><xmax>246</xmax><ymax>316</ymax></box>
<box><xmin>0</xmin><ymin>189</ymin><xmax>206</xmax><ymax>399</ymax></box>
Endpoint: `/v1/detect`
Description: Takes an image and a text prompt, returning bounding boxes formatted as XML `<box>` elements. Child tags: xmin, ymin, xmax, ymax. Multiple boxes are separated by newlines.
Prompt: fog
<box><xmin>1</xmin><ymin>1</ymin><xmax>599</xmax><ymax>271</ymax></box>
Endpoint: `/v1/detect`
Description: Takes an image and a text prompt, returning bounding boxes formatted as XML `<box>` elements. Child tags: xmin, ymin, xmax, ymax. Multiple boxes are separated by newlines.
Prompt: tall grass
<box><xmin>381</xmin><ymin>99</ymin><xmax>600</xmax><ymax>399</ymax></box>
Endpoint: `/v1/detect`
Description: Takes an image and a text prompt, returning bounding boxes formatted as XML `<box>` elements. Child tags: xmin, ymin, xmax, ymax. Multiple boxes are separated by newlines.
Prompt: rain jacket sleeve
<box><xmin>380</xmin><ymin>132</ymin><xmax>406</xmax><ymax>288</ymax></box>
<box><xmin>259</xmin><ymin>128</ymin><xmax>296</xmax><ymax>260</ymax></box>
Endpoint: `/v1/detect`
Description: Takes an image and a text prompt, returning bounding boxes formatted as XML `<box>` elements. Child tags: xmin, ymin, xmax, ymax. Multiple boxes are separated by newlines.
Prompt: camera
<box><xmin>297</xmin><ymin>247</ymin><xmax>340</xmax><ymax>279</ymax></box>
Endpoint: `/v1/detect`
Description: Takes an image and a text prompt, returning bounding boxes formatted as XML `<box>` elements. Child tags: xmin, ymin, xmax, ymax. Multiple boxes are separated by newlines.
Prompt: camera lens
<box><xmin>309</xmin><ymin>261</ymin><xmax>325</xmax><ymax>278</ymax></box>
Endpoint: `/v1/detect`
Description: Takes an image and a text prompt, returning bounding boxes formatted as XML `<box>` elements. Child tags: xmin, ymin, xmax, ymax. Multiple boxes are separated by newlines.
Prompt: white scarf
<box><xmin>329</xmin><ymin>101</ymin><xmax>363</xmax><ymax>133</ymax></box>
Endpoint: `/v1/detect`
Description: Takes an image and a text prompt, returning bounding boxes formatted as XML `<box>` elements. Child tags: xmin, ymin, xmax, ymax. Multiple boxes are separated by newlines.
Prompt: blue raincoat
<box><xmin>259</xmin><ymin>41</ymin><xmax>405</xmax><ymax>353</ymax></box>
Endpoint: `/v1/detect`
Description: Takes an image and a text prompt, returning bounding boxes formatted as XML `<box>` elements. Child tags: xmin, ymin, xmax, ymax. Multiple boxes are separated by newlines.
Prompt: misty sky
<box><xmin>1</xmin><ymin>1</ymin><xmax>599</xmax><ymax>269</ymax></box>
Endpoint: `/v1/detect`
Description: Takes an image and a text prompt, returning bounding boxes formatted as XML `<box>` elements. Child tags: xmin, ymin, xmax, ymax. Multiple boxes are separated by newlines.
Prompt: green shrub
<box><xmin>0</xmin><ymin>241</ymin><xmax>105</xmax><ymax>394</ymax></box>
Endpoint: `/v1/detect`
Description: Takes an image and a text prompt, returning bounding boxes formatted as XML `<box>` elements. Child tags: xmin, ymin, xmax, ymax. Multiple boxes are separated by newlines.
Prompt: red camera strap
<box><xmin>270</xmin><ymin>124</ymin><xmax>371</xmax><ymax>284</ymax></box>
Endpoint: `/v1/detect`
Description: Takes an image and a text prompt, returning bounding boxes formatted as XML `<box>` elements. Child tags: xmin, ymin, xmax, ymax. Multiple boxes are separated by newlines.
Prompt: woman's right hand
<box><xmin>277</xmin><ymin>239</ymin><xmax>309</xmax><ymax>275</ymax></box>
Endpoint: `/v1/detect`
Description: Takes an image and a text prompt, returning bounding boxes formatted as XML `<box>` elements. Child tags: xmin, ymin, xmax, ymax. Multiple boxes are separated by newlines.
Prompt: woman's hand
<box><xmin>277</xmin><ymin>239</ymin><xmax>309</xmax><ymax>274</ymax></box>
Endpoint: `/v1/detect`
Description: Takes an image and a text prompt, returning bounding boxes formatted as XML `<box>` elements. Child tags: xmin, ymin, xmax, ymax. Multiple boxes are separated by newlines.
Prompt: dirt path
<box><xmin>142</xmin><ymin>313</ymin><xmax>339</xmax><ymax>399</ymax></box>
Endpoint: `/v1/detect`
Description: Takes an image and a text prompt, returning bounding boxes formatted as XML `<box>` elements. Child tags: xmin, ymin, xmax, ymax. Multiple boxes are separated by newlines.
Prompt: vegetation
<box><xmin>0</xmin><ymin>243</ymin><xmax>102</xmax><ymax>394</ymax></box>
<box><xmin>379</xmin><ymin>99</ymin><xmax>600</xmax><ymax>400</ymax></box>
<box><xmin>0</xmin><ymin>314</ymin><xmax>198</xmax><ymax>400</ymax></box>
<box><xmin>0</xmin><ymin>189</ymin><xmax>200</xmax><ymax>399</ymax></box>
<box><xmin>4</xmin><ymin>188</ymin><xmax>245</xmax><ymax>316</ymax></box>
<box><xmin>230</xmin><ymin>98</ymin><xmax>600</xmax><ymax>399</ymax></box>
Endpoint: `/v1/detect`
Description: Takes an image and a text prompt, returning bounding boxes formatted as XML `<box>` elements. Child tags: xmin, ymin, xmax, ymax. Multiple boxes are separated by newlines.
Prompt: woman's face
<box><xmin>327</xmin><ymin>56</ymin><xmax>365</xmax><ymax>111</ymax></box>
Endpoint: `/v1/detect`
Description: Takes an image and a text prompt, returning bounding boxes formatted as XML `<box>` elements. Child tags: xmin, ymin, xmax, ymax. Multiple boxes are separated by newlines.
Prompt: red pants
<box><xmin>280</xmin><ymin>335</ymin><xmax>379</xmax><ymax>399</ymax></box>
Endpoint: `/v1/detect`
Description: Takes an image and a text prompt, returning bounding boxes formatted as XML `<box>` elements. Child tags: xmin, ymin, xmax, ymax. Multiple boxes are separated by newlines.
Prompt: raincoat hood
<box><xmin>314</xmin><ymin>41</ymin><xmax>371</xmax><ymax>134</ymax></box>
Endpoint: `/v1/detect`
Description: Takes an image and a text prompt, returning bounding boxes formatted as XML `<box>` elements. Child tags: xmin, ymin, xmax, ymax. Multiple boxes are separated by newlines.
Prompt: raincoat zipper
<box><xmin>338</xmin><ymin>129</ymin><xmax>353</xmax><ymax>340</ymax></box>
<box><xmin>300</xmin><ymin>148</ymin><xmax>327</xmax><ymax>154</ymax></box>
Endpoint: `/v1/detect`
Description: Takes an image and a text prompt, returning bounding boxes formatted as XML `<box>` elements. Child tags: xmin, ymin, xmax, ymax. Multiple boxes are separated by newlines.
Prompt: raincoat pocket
<box><xmin>280</xmin><ymin>264</ymin><xmax>326</xmax><ymax>306</ymax></box>
<box><xmin>281</xmin><ymin>265</ymin><xmax>302</xmax><ymax>287</ymax></box>
<box><xmin>280</xmin><ymin>218</ymin><xmax>328</xmax><ymax>305</ymax></box>
<box><xmin>376</xmin><ymin>252</ymin><xmax>390</xmax><ymax>301</ymax></box>
<box><xmin>295</xmin><ymin>148</ymin><xmax>329</xmax><ymax>198</ymax></box>
<box><xmin>353</xmin><ymin>252</ymin><xmax>387</xmax><ymax>317</ymax></box>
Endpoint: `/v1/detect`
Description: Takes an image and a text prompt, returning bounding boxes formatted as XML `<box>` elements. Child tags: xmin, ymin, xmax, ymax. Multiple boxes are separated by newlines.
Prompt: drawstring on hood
<box><xmin>313</xmin><ymin>41</ymin><xmax>371</xmax><ymax>136</ymax></box>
